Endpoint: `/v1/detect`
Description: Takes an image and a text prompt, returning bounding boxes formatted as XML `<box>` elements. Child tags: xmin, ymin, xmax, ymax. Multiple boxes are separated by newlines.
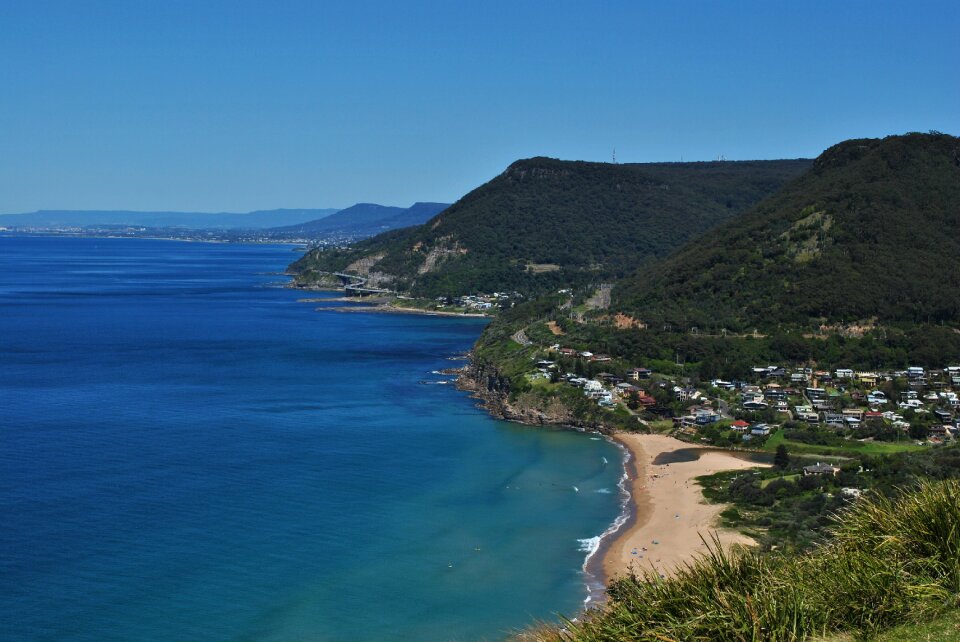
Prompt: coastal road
<box><xmin>512</xmin><ymin>328</ymin><xmax>533</xmax><ymax>346</ymax></box>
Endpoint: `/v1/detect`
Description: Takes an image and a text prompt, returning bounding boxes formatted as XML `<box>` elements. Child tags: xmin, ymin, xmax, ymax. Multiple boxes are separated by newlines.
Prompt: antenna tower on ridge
<box><xmin>612</xmin><ymin>148</ymin><xmax>617</xmax><ymax>164</ymax></box>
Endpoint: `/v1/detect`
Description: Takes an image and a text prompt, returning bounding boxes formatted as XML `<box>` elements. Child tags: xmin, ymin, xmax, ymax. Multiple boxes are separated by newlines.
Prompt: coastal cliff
<box><xmin>457</xmin><ymin>357</ymin><xmax>612</xmax><ymax>433</ymax></box>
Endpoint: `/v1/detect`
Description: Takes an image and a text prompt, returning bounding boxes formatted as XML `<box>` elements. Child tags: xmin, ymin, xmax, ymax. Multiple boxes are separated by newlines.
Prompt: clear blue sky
<box><xmin>1</xmin><ymin>0</ymin><xmax>957</xmax><ymax>213</ymax></box>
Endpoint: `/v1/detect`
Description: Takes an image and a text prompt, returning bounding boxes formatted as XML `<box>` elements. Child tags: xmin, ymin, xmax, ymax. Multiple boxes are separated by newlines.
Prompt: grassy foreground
<box><xmin>523</xmin><ymin>480</ymin><xmax>960</xmax><ymax>641</ymax></box>
<box><xmin>819</xmin><ymin>609</ymin><xmax>960</xmax><ymax>641</ymax></box>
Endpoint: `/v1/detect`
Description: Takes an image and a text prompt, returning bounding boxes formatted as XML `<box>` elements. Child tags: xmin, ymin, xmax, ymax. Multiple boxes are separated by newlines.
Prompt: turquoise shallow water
<box><xmin>0</xmin><ymin>236</ymin><xmax>623</xmax><ymax>641</ymax></box>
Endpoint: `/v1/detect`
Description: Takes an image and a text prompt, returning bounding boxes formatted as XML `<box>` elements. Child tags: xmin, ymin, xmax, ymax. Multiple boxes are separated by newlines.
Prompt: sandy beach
<box><xmin>602</xmin><ymin>434</ymin><xmax>768</xmax><ymax>581</ymax></box>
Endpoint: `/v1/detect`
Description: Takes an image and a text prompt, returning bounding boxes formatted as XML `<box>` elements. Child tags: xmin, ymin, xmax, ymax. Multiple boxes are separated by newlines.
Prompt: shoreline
<box><xmin>317</xmin><ymin>303</ymin><xmax>491</xmax><ymax>318</ymax></box>
<box><xmin>580</xmin><ymin>436</ymin><xmax>635</xmax><ymax>607</ymax></box>
<box><xmin>455</xmin><ymin>359</ymin><xmax>771</xmax><ymax>606</ymax></box>
<box><xmin>599</xmin><ymin>433</ymin><xmax>769</xmax><ymax>584</ymax></box>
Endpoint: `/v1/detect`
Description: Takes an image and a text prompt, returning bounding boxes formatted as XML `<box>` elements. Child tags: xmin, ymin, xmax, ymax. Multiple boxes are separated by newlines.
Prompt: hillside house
<box><xmin>627</xmin><ymin>368</ymin><xmax>652</xmax><ymax>381</ymax></box>
<box><xmin>803</xmin><ymin>463</ymin><xmax>841</xmax><ymax>476</ymax></box>
<box><xmin>929</xmin><ymin>425</ymin><xmax>949</xmax><ymax>438</ymax></box>
<box><xmin>764</xmin><ymin>387</ymin><xmax>788</xmax><ymax>401</ymax></box>
<box><xmin>635</xmin><ymin>393</ymin><xmax>657</xmax><ymax>407</ymax></box>
<box><xmin>823</xmin><ymin>412</ymin><xmax>845</xmax><ymax>428</ymax></box>
<box><xmin>695</xmin><ymin>410</ymin><xmax>721</xmax><ymax>425</ymax></box>
<box><xmin>675</xmin><ymin>386</ymin><xmax>700</xmax><ymax>402</ymax></box>
<box><xmin>935</xmin><ymin>409</ymin><xmax>953</xmax><ymax>423</ymax></box>
<box><xmin>583</xmin><ymin>380</ymin><xmax>603</xmax><ymax>394</ymax></box>
<box><xmin>805</xmin><ymin>387</ymin><xmax>827</xmax><ymax>401</ymax></box>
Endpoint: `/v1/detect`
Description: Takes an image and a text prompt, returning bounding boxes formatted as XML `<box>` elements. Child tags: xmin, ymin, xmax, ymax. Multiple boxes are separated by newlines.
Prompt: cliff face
<box><xmin>457</xmin><ymin>358</ymin><xmax>611</xmax><ymax>432</ymax></box>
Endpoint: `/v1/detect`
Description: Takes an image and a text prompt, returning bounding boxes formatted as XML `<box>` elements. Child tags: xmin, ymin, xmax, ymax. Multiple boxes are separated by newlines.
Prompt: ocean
<box><xmin>0</xmin><ymin>236</ymin><xmax>624</xmax><ymax>641</ymax></box>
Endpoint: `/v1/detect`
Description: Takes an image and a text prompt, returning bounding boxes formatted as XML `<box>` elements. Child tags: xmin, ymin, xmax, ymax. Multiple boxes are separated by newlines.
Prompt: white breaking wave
<box><xmin>581</xmin><ymin>437</ymin><xmax>633</xmax><ymax>608</ymax></box>
<box><xmin>577</xmin><ymin>536</ymin><xmax>601</xmax><ymax>553</ymax></box>
<box><xmin>595</xmin><ymin>488</ymin><xmax>612</xmax><ymax>494</ymax></box>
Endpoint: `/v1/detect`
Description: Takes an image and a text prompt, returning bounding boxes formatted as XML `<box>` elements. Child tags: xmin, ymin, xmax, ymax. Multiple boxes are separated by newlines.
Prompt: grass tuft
<box><xmin>524</xmin><ymin>480</ymin><xmax>960</xmax><ymax>641</ymax></box>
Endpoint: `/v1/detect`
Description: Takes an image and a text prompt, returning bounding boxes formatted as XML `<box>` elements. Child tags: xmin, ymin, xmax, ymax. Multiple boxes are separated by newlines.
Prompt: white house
<box><xmin>583</xmin><ymin>380</ymin><xmax>603</xmax><ymax>393</ymax></box>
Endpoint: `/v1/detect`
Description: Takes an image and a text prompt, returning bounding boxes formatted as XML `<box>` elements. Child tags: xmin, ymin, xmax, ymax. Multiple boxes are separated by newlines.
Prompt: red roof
<box><xmin>731</xmin><ymin>420</ymin><xmax>750</xmax><ymax>427</ymax></box>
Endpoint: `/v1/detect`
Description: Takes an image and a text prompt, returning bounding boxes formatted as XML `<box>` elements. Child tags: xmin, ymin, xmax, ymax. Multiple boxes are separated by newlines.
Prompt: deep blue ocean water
<box><xmin>0</xmin><ymin>236</ymin><xmax>624</xmax><ymax>641</ymax></box>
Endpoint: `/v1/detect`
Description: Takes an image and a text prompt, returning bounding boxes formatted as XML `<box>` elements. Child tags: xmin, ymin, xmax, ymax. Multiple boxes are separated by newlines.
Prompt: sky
<box><xmin>1</xmin><ymin>0</ymin><xmax>958</xmax><ymax>214</ymax></box>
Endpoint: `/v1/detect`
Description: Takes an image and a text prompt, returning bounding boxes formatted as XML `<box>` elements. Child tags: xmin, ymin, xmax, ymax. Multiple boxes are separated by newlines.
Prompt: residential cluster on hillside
<box><xmin>434</xmin><ymin>292</ymin><xmax>524</xmax><ymax>311</ymax></box>
<box><xmin>527</xmin><ymin>345</ymin><xmax>958</xmax><ymax>452</ymax></box>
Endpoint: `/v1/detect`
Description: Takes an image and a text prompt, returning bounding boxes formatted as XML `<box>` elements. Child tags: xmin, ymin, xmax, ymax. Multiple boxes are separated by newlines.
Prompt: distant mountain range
<box><xmin>269</xmin><ymin>202</ymin><xmax>449</xmax><ymax>237</ymax></box>
<box><xmin>0</xmin><ymin>208</ymin><xmax>339</xmax><ymax>230</ymax></box>
<box><xmin>0</xmin><ymin>208</ymin><xmax>341</xmax><ymax>230</ymax></box>
<box><xmin>0</xmin><ymin>202</ymin><xmax>450</xmax><ymax>239</ymax></box>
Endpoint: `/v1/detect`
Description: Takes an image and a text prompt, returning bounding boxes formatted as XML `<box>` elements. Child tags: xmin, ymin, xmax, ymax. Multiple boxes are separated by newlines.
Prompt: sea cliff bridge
<box><xmin>332</xmin><ymin>272</ymin><xmax>394</xmax><ymax>297</ymax></box>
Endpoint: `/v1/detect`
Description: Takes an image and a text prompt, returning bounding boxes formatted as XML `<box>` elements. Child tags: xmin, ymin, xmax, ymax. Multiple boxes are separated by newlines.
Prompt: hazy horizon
<box><xmin>1</xmin><ymin>0</ymin><xmax>957</xmax><ymax>214</ymax></box>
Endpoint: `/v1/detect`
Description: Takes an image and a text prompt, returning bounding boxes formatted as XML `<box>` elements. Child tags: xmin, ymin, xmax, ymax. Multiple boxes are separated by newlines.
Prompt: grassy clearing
<box><xmin>527</xmin><ymin>376</ymin><xmax>559</xmax><ymax>389</ymax></box>
<box><xmin>645</xmin><ymin>419</ymin><xmax>675</xmax><ymax>434</ymax></box>
<box><xmin>525</xmin><ymin>480</ymin><xmax>960</xmax><ymax>641</ymax></box>
<box><xmin>761</xmin><ymin>474</ymin><xmax>801</xmax><ymax>488</ymax></box>
<box><xmin>763</xmin><ymin>429</ymin><xmax>924</xmax><ymax>457</ymax></box>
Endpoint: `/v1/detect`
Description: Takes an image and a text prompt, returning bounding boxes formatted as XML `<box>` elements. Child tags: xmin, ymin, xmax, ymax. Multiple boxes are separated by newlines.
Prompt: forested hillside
<box><xmin>614</xmin><ymin>132</ymin><xmax>960</xmax><ymax>331</ymax></box>
<box><xmin>291</xmin><ymin>157</ymin><xmax>810</xmax><ymax>296</ymax></box>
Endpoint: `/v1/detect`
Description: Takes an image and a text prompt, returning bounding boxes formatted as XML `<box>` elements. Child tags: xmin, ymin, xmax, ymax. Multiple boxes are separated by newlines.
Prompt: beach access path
<box><xmin>602</xmin><ymin>434</ymin><xmax>768</xmax><ymax>582</ymax></box>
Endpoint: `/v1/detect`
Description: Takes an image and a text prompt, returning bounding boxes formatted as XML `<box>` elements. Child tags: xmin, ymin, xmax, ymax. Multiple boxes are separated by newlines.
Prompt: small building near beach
<box><xmin>803</xmin><ymin>462</ymin><xmax>841</xmax><ymax>476</ymax></box>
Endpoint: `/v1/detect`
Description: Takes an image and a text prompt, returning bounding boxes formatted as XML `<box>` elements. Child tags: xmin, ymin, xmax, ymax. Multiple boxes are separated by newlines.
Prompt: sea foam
<box><xmin>580</xmin><ymin>437</ymin><xmax>633</xmax><ymax>607</ymax></box>
<box><xmin>577</xmin><ymin>536</ymin><xmax>601</xmax><ymax>553</ymax></box>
